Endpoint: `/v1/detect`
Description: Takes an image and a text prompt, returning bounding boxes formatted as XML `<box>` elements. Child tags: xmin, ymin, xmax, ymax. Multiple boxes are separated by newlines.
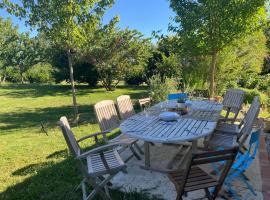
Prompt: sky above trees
<box><xmin>0</xmin><ymin>0</ymin><xmax>174</xmax><ymax>38</ymax></box>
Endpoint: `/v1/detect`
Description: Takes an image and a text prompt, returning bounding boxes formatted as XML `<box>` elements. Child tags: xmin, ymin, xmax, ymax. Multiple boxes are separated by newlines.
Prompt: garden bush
<box><xmin>240</xmin><ymin>87</ymin><xmax>269</xmax><ymax>106</ymax></box>
<box><xmin>257</xmin><ymin>74</ymin><xmax>270</xmax><ymax>91</ymax></box>
<box><xmin>148</xmin><ymin>74</ymin><xmax>177</xmax><ymax>103</ymax></box>
<box><xmin>124</xmin><ymin>70</ymin><xmax>145</xmax><ymax>85</ymax></box>
<box><xmin>5</xmin><ymin>66</ymin><xmax>23</xmax><ymax>82</ymax></box>
<box><xmin>74</xmin><ymin>62</ymin><xmax>99</xmax><ymax>86</ymax></box>
<box><xmin>26</xmin><ymin>63</ymin><xmax>54</xmax><ymax>83</ymax></box>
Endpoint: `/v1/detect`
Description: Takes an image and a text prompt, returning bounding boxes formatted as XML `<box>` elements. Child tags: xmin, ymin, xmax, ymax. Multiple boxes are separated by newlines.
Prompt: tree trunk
<box><xmin>68</xmin><ymin>49</ymin><xmax>79</xmax><ymax>121</ymax></box>
<box><xmin>209</xmin><ymin>51</ymin><xmax>218</xmax><ymax>98</ymax></box>
<box><xmin>20</xmin><ymin>72</ymin><xmax>24</xmax><ymax>84</ymax></box>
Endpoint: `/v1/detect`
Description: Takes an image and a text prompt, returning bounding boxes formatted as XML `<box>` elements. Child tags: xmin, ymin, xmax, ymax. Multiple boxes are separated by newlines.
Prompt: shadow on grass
<box><xmin>0</xmin><ymin>84</ymin><xmax>148</xmax><ymax>99</ymax></box>
<box><xmin>0</xmin><ymin>105</ymin><xmax>96</xmax><ymax>132</ymax></box>
<box><xmin>1</xmin><ymin>152</ymin><xmax>161</xmax><ymax>200</ymax></box>
<box><xmin>0</xmin><ymin>85</ymin><xmax>148</xmax><ymax>132</ymax></box>
<box><xmin>0</xmin><ymin>84</ymin><xmax>103</xmax><ymax>98</ymax></box>
<box><xmin>46</xmin><ymin>150</ymin><xmax>69</xmax><ymax>159</ymax></box>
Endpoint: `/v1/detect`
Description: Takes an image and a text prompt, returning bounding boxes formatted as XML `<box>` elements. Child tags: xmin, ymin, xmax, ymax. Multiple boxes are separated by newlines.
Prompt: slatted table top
<box><xmin>120</xmin><ymin>100</ymin><xmax>223</xmax><ymax>143</ymax></box>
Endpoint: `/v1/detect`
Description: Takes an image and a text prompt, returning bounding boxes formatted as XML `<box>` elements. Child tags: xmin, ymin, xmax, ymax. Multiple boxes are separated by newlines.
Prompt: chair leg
<box><xmin>134</xmin><ymin>142</ymin><xmax>144</xmax><ymax>155</ymax></box>
<box><xmin>98</xmin><ymin>176</ymin><xmax>112</xmax><ymax>187</ymax></box>
<box><xmin>176</xmin><ymin>193</ymin><xmax>183</xmax><ymax>200</ymax></box>
<box><xmin>240</xmin><ymin>174</ymin><xmax>257</xmax><ymax>196</ymax></box>
<box><xmin>104</xmin><ymin>185</ymin><xmax>112</xmax><ymax>200</ymax></box>
<box><xmin>204</xmin><ymin>188</ymin><xmax>213</xmax><ymax>200</ymax></box>
<box><xmin>85</xmin><ymin>178</ymin><xmax>110</xmax><ymax>200</ymax></box>
<box><xmin>75</xmin><ymin>178</ymin><xmax>86</xmax><ymax>192</ymax></box>
<box><xmin>225</xmin><ymin>183</ymin><xmax>241</xmax><ymax>200</ymax></box>
<box><xmin>130</xmin><ymin>145</ymin><xmax>141</xmax><ymax>160</ymax></box>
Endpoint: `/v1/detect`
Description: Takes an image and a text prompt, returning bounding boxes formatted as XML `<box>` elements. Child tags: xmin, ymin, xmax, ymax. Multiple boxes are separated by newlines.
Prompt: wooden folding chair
<box><xmin>94</xmin><ymin>100</ymin><xmax>143</xmax><ymax>161</ymax></box>
<box><xmin>221</xmin><ymin>89</ymin><xmax>245</xmax><ymax>123</ymax></box>
<box><xmin>168</xmin><ymin>147</ymin><xmax>238</xmax><ymax>200</ymax></box>
<box><xmin>59</xmin><ymin>116</ymin><xmax>127</xmax><ymax>200</ymax></box>
<box><xmin>138</xmin><ymin>97</ymin><xmax>151</xmax><ymax>111</ymax></box>
<box><xmin>116</xmin><ymin>95</ymin><xmax>135</xmax><ymax>120</ymax></box>
<box><xmin>208</xmin><ymin>96</ymin><xmax>260</xmax><ymax>150</ymax></box>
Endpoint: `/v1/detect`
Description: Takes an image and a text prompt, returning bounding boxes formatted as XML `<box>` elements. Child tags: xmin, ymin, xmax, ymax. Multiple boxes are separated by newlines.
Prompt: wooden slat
<box><xmin>185</xmin><ymin>181</ymin><xmax>218</xmax><ymax>192</ymax></box>
<box><xmin>94</xmin><ymin>100</ymin><xmax>120</xmax><ymax>132</ymax></box>
<box><xmin>117</xmin><ymin>95</ymin><xmax>135</xmax><ymax>120</ymax></box>
<box><xmin>168</xmin><ymin>147</ymin><xmax>237</xmax><ymax>198</ymax></box>
<box><xmin>120</xmin><ymin>99</ymin><xmax>222</xmax><ymax>143</ymax></box>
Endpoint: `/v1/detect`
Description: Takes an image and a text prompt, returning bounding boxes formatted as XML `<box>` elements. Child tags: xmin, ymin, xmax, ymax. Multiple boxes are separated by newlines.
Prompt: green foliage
<box><xmin>50</xmin><ymin>49</ymin><xmax>99</xmax><ymax>86</ymax></box>
<box><xmin>74</xmin><ymin>62</ymin><xmax>99</xmax><ymax>87</ymax></box>
<box><xmin>181</xmin><ymin>56</ymin><xmax>211</xmax><ymax>91</ymax></box>
<box><xmin>156</xmin><ymin>53</ymin><xmax>181</xmax><ymax>81</ymax></box>
<box><xmin>124</xmin><ymin>69</ymin><xmax>145</xmax><ymax>86</ymax></box>
<box><xmin>257</xmin><ymin>74</ymin><xmax>270</xmax><ymax>91</ymax></box>
<box><xmin>169</xmin><ymin>0</ymin><xmax>267</xmax><ymax>56</ymax></box>
<box><xmin>169</xmin><ymin>0</ymin><xmax>267</xmax><ymax>96</ymax></box>
<box><xmin>217</xmin><ymin>30</ymin><xmax>267</xmax><ymax>93</ymax></box>
<box><xmin>2</xmin><ymin>0</ymin><xmax>117</xmax><ymax>118</ymax></box>
<box><xmin>13</xmin><ymin>33</ymin><xmax>46</xmax><ymax>83</ymax></box>
<box><xmin>148</xmin><ymin>74</ymin><xmax>177</xmax><ymax>103</ymax></box>
<box><xmin>2</xmin><ymin>0</ymin><xmax>115</xmax><ymax>51</ymax></box>
<box><xmin>26</xmin><ymin>63</ymin><xmax>54</xmax><ymax>83</ymax></box>
<box><xmin>180</xmin><ymin>31</ymin><xmax>268</xmax><ymax>95</ymax></box>
<box><xmin>240</xmin><ymin>87</ymin><xmax>268</xmax><ymax>106</ymax></box>
<box><xmin>82</xmin><ymin>26</ymin><xmax>152</xmax><ymax>90</ymax></box>
<box><xmin>145</xmin><ymin>36</ymin><xmax>182</xmax><ymax>83</ymax></box>
<box><xmin>0</xmin><ymin>18</ymin><xmax>49</xmax><ymax>84</ymax></box>
<box><xmin>5</xmin><ymin>66</ymin><xmax>21</xmax><ymax>82</ymax></box>
<box><xmin>0</xmin><ymin>17</ymin><xmax>19</xmax><ymax>82</ymax></box>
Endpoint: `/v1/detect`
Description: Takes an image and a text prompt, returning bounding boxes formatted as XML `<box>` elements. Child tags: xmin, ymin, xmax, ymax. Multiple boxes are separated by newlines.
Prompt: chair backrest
<box><xmin>116</xmin><ymin>95</ymin><xmax>135</xmax><ymax>120</ymax></box>
<box><xmin>94</xmin><ymin>100</ymin><xmax>120</xmax><ymax>132</ymax></box>
<box><xmin>168</xmin><ymin>93</ymin><xmax>188</xmax><ymax>100</ymax></box>
<box><xmin>59</xmin><ymin>117</ymin><xmax>92</xmax><ymax>178</ymax></box>
<box><xmin>138</xmin><ymin>97</ymin><xmax>151</xmax><ymax>110</ymax></box>
<box><xmin>178</xmin><ymin>147</ymin><xmax>238</xmax><ymax>197</ymax></box>
<box><xmin>222</xmin><ymin>89</ymin><xmax>245</xmax><ymax>115</ymax></box>
<box><xmin>238</xmin><ymin>96</ymin><xmax>260</xmax><ymax>142</ymax></box>
<box><xmin>59</xmin><ymin>116</ymin><xmax>81</xmax><ymax>156</ymax></box>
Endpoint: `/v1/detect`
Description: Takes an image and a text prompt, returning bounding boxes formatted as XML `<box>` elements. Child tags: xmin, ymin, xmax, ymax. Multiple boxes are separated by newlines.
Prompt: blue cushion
<box><xmin>168</xmin><ymin>93</ymin><xmax>188</xmax><ymax>100</ymax></box>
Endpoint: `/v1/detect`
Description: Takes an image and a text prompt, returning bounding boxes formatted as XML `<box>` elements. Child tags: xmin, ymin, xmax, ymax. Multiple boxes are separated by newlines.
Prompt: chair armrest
<box><xmin>77</xmin><ymin>131</ymin><xmax>110</xmax><ymax>143</ymax></box>
<box><xmin>76</xmin><ymin>142</ymin><xmax>120</xmax><ymax>159</ymax></box>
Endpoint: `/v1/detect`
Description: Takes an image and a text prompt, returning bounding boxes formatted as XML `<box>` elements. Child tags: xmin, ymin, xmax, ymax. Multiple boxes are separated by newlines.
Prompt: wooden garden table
<box><xmin>119</xmin><ymin>99</ymin><xmax>223</xmax><ymax>168</ymax></box>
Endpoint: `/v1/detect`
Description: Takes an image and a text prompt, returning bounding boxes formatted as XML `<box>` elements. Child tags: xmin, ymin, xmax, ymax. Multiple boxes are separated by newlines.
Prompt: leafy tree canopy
<box><xmin>81</xmin><ymin>21</ymin><xmax>152</xmax><ymax>90</ymax></box>
<box><xmin>169</xmin><ymin>0</ymin><xmax>268</xmax><ymax>96</ymax></box>
<box><xmin>1</xmin><ymin>0</ymin><xmax>115</xmax><ymax>50</ymax></box>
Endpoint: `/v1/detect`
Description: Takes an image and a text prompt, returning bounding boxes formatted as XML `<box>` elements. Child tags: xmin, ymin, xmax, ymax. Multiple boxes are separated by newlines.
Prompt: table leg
<box><xmin>144</xmin><ymin>142</ymin><xmax>150</xmax><ymax>167</ymax></box>
<box><xmin>192</xmin><ymin>140</ymin><xmax>198</xmax><ymax>153</ymax></box>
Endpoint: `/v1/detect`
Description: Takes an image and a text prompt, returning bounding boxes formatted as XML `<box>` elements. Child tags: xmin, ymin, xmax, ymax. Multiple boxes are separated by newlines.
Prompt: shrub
<box><xmin>240</xmin><ymin>87</ymin><xmax>268</xmax><ymax>106</ymax></box>
<box><xmin>257</xmin><ymin>74</ymin><xmax>270</xmax><ymax>91</ymax></box>
<box><xmin>238</xmin><ymin>73</ymin><xmax>259</xmax><ymax>89</ymax></box>
<box><xmin>124</xmin><ymin>70</ymin><xmax>145</xmax><ymax>85</ymax></box>
<box><xmin>148</xmin><ymin>74</ymin><xmax>177</xmax><ymax>103</ymax></box>
<box><xmin>5</xmin><ymin>66</ymin><xmax>21</xmax><ymax>82</ymax></box>
<box><xmin>26</xmin><ymin>63</ymin><xmax>54</xmax><ymax>83</ymax></box>
<box><xmin>74</xmin><ymin>62</ymin><xmax>99</xmax><ymax>87</ymax></box>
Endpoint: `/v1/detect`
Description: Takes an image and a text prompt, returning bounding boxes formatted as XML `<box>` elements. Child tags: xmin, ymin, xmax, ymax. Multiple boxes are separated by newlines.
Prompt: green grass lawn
<box><xmin>0</xmin><ymin>83</ymin><xmax>156</xmax><ymax>200</ymax></box>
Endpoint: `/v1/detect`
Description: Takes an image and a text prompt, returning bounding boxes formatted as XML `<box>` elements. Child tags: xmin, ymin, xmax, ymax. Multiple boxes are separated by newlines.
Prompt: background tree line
<box><xmin>0</xmin><ymin>0</ymin><xmax>270</xmax><ymax>118</ymax></box>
